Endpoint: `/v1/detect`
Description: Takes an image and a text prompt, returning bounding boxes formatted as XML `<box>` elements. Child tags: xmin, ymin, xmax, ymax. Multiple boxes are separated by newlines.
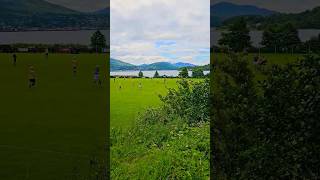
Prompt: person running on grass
<box><xmin>93</xmin><ymin>65</ymin><xmax>102</xmax><ymax>87</ymax></box>
<box><xmin>13</xmin><ymin>53</ymin><xmax>17</xmax><ymax>66</ymax></box>
<box><xmin>72</xmin><ymin>57</ymin><xmax>78</xmax><ymax>76</ymax></box>
<box><xmin>28</xmin><ymin>65</ymin><xmax>36</xmax><ymax>88</ymax></box>
<box><xmin>45</xmin><ymin>52</ymin><xmax>49</xmax><ymax>60</ymax></box>
<box><xmin>44</xmin><ymin>49</ymin><xmax>49</xmax><ymax>60</ymax></box>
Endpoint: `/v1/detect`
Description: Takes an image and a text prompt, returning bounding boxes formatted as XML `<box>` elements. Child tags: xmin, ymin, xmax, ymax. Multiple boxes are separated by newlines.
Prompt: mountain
<box><xmin>211</xmin><ymin>2</ymin><xmax>276</xmax><ymax>27</ymax></box>
<box><xmin>223</xmin><ymin>6</ymin><xmax>320</xmax><ymax>30</ymax></box>
<box><xmin>111</xmin><ymin>58</ymin><xmax>136</xmax><ymax>71</ymax></box>
<box><xmin>174</xmin><ymin>62</ymin><xmax>196</xmax><ymax>68</ymax></box>
<box><xmin>0</xmin><ymin>0</ymin><xmax>79</xmax><ymax>16</ymax></box>
<box><xmin>93</xmin><ymin>8</ymin><xmax>110</xmax><ymax>15</ymax></box>
<box><xmin>139</xmin><ymin>62</ymin><xmax>177</xmax><ymax>70</ymax></box>
<box><xmin>0</xmin><ymin>0</ymin><xmax>109</xmax><ymax>31</ymax></box>
<box><xmin>110</xmin><ymin>59</ymin><xmax>197</xmax><ymax>71</ymax></box>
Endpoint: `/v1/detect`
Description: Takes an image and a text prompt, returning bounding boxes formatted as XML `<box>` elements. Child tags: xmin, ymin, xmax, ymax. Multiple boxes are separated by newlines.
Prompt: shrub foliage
<box><xmin>212</xmin><ymin>53</ymin><xmax>320</xmax><ymax>179</ymax></box>
<box><xmin>111</xmin><ymin>79</ymin><xmax>210</xmax><ymax>179</ymax></box>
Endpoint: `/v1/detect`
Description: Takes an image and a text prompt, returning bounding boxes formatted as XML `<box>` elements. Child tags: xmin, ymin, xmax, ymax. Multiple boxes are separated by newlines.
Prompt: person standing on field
<box><xmin>13</xmin><ymin>53</ymin><xmax>17</xmax><ymax>66</ymax></box>
<box><xmin>93</xmin><ymin>65</ymin><xmax>102</xmax><ymax>87</ymax></box>
<box><xmin>44</xmin><ymin>49</ymin><xmax>49</xmax><ymax>60</ymax></box>
<box><xmin>45</xmin><ymin>52</ymin><xmax>49</xmax><ymax>60</ymax></box>
<box><xmin>72</xmin><ymin>57</ymin><xmax>78</xmax><ymax>76</ymax></box>
<box><xmin>28</xmin><ymin>65</ymin><xmax>36</xmax><ymax>88</ymax></box>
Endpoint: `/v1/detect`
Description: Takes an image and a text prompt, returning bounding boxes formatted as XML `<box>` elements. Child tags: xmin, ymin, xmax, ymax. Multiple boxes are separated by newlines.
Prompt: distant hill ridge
<box><xmin>110</xmin><ymin>58</ymin><xmax>197</xmax><ymax>71</ymax></box>
<box><xmin>0</xmin><ymin>0</ymin><xmax>80</xmax><ymax>15</ymax></box>
<box><xmin>93</xmin><ymin>8</ymin><xmax>109</xmax><ymax>15</ymax></box>
<box><xmin>0</xmin><ymin>0</ymin><xmax>109</xmax><ymax>31</ymax></box>
<box><xmin>211</xmin><ymin>2</ymin><xmax>276</xmax><ymax>27</ymax></box>
<box><xmin>222</xmin><ymin>6</ymin><xmax>320</xmax><ymax>30</ymax></box>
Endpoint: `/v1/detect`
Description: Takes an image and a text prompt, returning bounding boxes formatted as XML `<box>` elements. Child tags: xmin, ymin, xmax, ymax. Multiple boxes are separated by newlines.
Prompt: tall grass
<box><xmin>111</xmin><ymin>80</ymin><xmax>210</xmax><ymax>179</ymax></box>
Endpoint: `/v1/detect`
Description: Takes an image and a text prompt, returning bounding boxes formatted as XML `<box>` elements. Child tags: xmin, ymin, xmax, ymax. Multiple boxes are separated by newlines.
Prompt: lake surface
<box><xmin>2</xmin><ymin>29</ymin><xmax>318</xmax><ymax>48</ymax></box>
<box><xmin>0</xmin><ymin>30</ymin><xmax>109</xmax><ymax>45</ymax></box>
<box><xmin>110</xmin><ymin>70</ymin><xmax>210</xmax><ymax>78</ymax></box>
<box><xmin>211</xmin><ymin>28</ymin><xmax>320</xmax><ymax>47</ymax></box>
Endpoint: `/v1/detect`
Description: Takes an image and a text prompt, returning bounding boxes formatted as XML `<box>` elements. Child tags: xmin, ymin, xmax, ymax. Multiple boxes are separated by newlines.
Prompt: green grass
<box><xmin>213</xmin><ymin>53</ymin><xmax>304</xmax><ymax>65</ymax></box>
<box><xmin>110</xmin><ymin>79</ymin><xmax>210</xmax><ymax>179</ymax></box>
<box><xmin>111</xmin><ymin>52</ymin><xmax>309</xmax><ymax>178</ymax></box>
<box><xmin>0</xmin><ymin>53</ymin><xmax>107</xmax><ymax>179</ymax></box>
<box><xmin>110</xmin><ymin>78</ymin><xmax>177</xmax><ymax>128</ymax></box>
<box><xmin>1</xmin><ymin>52</ymin><xmax>304</xmax><ymax>179</ymax></box>
<box><xmin>112</xmin><ymin>53</ymin><xmax>304</xmax><ymax>128</ymax></box>
<box><xmin>212</xmin><ymin>53</ymin><xmax>305</xmax><ymax>81</ymax></box>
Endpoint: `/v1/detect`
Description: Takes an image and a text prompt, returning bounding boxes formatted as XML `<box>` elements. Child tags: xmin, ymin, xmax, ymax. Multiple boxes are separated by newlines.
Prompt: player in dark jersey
<box><xmin>45</xmin><ymin>52</ymin><xmax>49</xmax><ymax>60</ymax></box>
<box><xmin>93</xmin><ymin>65</ymin><xmax>102</xmax><ymax>87</ymax></box>
<box><xmin>72</xmin><ymin>57</ymin><xmax>78</xmax><ymax>76</ymax></box>
<box><xmin>13</xmin><ymin>53</ymin><xmax>17</xmax><ymax>66</ymax></box>
<box><xmin>28</xmin><ymin>65</ymin><xmax>36</xmax><ymax>88</ymax></box>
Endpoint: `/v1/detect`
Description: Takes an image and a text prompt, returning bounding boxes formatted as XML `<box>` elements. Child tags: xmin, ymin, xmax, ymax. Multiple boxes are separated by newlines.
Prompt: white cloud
<box><xmin>111</xmin><ymin>0</ymin><xmax>210</xmax><ymax>65</ymax></box>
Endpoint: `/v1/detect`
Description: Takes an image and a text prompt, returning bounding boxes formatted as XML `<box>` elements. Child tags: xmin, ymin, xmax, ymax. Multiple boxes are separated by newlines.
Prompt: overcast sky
<box><xmin>111</xmin><ymin>0</ymin><xmax>210</xmax><ymax>65</ymax></box>
<box><xmin>212</xmin><ymin>0</ymin><xmax>320</xmax><ymax>13</ymax></box>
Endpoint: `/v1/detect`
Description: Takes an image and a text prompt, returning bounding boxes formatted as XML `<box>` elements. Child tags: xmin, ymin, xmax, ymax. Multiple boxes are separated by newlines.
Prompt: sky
<box><xmin>110</xmin><ymin>0</ymin><xmax>210</xmax><ymax>65</ymax></box>
<box><xmin>212</xmin><ymin>0</ymin><xmax>320</xmax><ymax>13</ymax></box>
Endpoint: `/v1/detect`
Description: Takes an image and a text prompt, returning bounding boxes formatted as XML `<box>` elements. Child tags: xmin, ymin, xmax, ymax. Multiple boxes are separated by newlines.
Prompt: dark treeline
<box><xmin>0</xmin><ymin>44</ymin><xmax>109</xmax><ymax>53</ymax></box>
<box><xmin>0</xmin><ymin>30</ymin><xmax>108</xmax><ymax>53</ymax></box>
<box><xmin>214</xmin><ymin>18</ymin><xmax>320</xmax><ymax>54</ymax></box>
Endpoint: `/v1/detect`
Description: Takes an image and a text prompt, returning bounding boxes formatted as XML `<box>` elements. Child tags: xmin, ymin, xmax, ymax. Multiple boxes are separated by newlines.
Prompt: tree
<box><xmin>261</xmin><ymin>23</ymin><xmax>301</xmax><ymax>53</ymax></box>
<box><xmin>192</xmin><ymin>68</ymin><xmax>204</xmax><ymax>78</ymax></box>
<box><xmin>91</xmin><ymin>30</ymin><xmax>106</xmax><ymax>53</ymax></box>
<box><xmin>179</xmin><ymin>67</ymin><xmax>189</xmax><ymax>78</ymax></box>
<box><xmin>218</xmin><ymin>18</ymin><xmax>251</xmax><ymax>52</ymax></box>
<box><xmin>153</xmin><ymin>70</ymin><xmax>159</xmax><ymax>78</ymax></box>
<box><xmin>138</xmin><ymin>71</ymin><xmax>143</xmax><ymax>77</ymax></box>
<box><xmin>305</xmin><ymin>34</ymin><xmax>320</xmax><ymax>53</ymax></box>
<box><xmin>261</xmin><ymin>25</ymin><xmax>281</xmax><ymax>53</ymax></box>
<box><xmin>212</xmin><ymin>53</ymin><xmax>257</xmax><ymax>178</ymax></box>
<box><xmin>282</xmin><ymin>23</ymin><xmax>301</xmax><ymax>54</ymax></box>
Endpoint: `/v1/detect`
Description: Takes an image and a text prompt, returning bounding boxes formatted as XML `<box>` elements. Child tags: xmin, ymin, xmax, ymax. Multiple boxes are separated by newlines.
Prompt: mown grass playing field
<box><xmin>110</xmin><ymin>52</ymin><xmax>305</xmax><ymax>178</ymax></box>
<box><xmin>0</xmin><ymin>53</ymin><xmax>107</xmax><ymax>179</ymax></box>
<box><xmin>213</xmin><ymin>53</ymin><xmax>304</xmax><ymax>65</ymax></box>
<box><xmin>110</xmin><ymin>78</ymin><xmax>178</xmax><ymax>128</ymax></box>
<box><xmin>0</xmin><ymin>52</ymin><xmax>306</xmax><ymax>179</ymax></box>
<box><xmin>112</xmin><ymin>53</ymin><xmax>304</xmax><ymax>128</ymax></box>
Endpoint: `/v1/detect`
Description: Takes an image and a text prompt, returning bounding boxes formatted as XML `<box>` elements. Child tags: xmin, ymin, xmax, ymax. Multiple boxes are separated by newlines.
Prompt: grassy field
<box><xmin>111</xmin><ymin>53</ymin><xmax>304</xmax><ymax>128</ymax></box>
<box><xmin>0</xmin><ymin>53</ymin><xmax>107</xmax><ymax>179</ymax></box>
<box><xmin>110</xmin><ymin>52</ymin><xmax>306</xmax><ymax>178</ymax></box>
<box><xmin>110</xmin><ymin>78</ymin><xmax>178</xmax><ymax>128</ymax></box>
<box><xmin>213</xmin><ymin>53</ymin><xmax>304</xmax><ymax>65</ymax></box>
<box><xmin>110</xmin><ymin>78</ymin><xmax>210</xmax><ymax>179</ymax></box>
<box><xmin>0</xmin><ymin>52</ymin><xmax>305</xmax><ymax>179</ymax></box>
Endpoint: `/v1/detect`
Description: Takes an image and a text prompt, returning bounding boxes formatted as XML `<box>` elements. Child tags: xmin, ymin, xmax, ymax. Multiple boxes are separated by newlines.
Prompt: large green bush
<box><xmin>212</xmin><ymin>53</ymin><xmax>320</xmax><ymax>179</ymax></box>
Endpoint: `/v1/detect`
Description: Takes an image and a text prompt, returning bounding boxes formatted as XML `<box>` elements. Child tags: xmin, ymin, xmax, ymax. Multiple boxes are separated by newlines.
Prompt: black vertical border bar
<box><xmin>106</xmin><ymin>0</ymin><xmax>110</xmax><ymax>179</ymax></box>
<box><xmin>210</xmin><ymin>0</ymin><xmax>215</xmax><ymax>179</ymax></box>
